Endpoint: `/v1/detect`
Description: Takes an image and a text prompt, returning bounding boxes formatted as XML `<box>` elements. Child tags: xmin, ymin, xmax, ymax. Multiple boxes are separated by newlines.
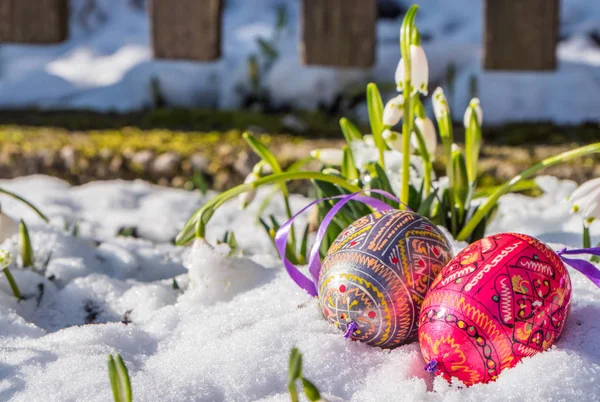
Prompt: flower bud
<box><xmin>569</xmin><ymin>178</ymin><xmax>600</xmax><ymax>225</ymax></box>
<box><xmin>395</xmin><ymin>45</ymin><xmax>429</xmax><ymax>95</ymax></box>
<box><xmin>463</xmin><ymin>98</ymin><xmax>483</xmax><ymax>128</ymax></box>
<box><xmin>382</xmin><ymin>94</ymin><xmax>404</xmax><ymax>126</ymax></box>
<box><xmin>383</xmin><ymin>129</ymin><xmax>413</xmax><ymax>154</ymax></box>
<box><xmin>414</xmin><ymin>117</ymin><xmax>437</xmax><ymax>157</ymax></box>
<box><xmin>310</xmin><ymin>148</ymin><xmax>344</xmax><ymax>166</ymax></box>
<box><xmin>433</xmin><ymin>87</ymin><xmax>449</xmax><ymax>122</ymax></box>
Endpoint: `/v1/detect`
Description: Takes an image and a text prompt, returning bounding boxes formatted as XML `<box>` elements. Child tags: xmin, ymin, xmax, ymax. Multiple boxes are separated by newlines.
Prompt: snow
<box><xmin>0</xmin><ymin>174</ymin><xmax>598</xmax><ymax>401</ymax></box>
<box><xmin>0</xmin><ymin>0</ymin><xmax>600</xmax><ymax>123</ymax></box>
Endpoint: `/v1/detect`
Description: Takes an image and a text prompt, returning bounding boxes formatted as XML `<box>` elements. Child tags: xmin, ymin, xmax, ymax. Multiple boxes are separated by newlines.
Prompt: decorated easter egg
<box><xmin>418</xmin><ymin>233</ymin><xmax>572</xmax><ymax>385</ymax></box>
<box><xmin>318</xmin><ymin>209</ymin><xmax>453</xmax><ymax>348</ymax></box>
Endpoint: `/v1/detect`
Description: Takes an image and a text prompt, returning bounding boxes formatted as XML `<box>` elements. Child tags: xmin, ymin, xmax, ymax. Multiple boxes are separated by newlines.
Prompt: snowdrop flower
<box><xmin>463</xmin><ymin>98</ymin><xmax>483</xmax><ymax>128</ymax></box>
<box><xmin>383</xmin><ymin>129</ymin><xmax>413</xmax><ymax>154</ymax></box>
<box><xmin>433</xmin><ymin>87</ymin><xmax>449</xmax><ymax>121</ymax></box>
<box><xmin>363</xmin><ymin>134</ymin><xmax>375</xmax><ymax>147</ymax></box>
<box><xmin>414</xmin><ymin>117</ymin><xmax>437</xmax><ymax>157</ymax></box>
<box><xmin>310</xmin><ymin>148</ymin><xmax>343</xmax><ymax>166</ymax></box>
<box><xmin>0</xmin><ymin>210</ymin><xmax>18</xmax><ymax>243</ymax></box>
<box><xmin>383</xmin><ymin>94</ymin><xmax>404</xmax><ymax>126</ymax></box>
<box><xmin>0</xmin><ymin>250</ymin><xmax>11</xmax><ymax>268</ymax></box>
<box><xmin>395</xmin><ymin>45</ymin><xmax>429</xmax><ymax>95</ymax></box>
<box><xmin>568</xmin><ymin>178</ymin><xmax>600</xmax><ymax>225</ymax></box>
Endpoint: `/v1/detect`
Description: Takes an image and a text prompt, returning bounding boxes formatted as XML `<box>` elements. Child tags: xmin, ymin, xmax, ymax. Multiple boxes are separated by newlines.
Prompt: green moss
<box><xmin>0</xmin><ymin>126</ymin><xmax>313</xmax><ymax>158</ymax></box>
<box><xmin>0</xmin><ymin>109</ymin><xmax>347</xmax><ymax>139</ymax></box>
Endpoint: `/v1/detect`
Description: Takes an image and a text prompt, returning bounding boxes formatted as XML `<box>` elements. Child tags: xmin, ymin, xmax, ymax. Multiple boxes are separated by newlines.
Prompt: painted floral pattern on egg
<box><xmin>318</xmin><ymin>209</ymin><xmax>453</xmax><ymax>348</ymax></box>
<box><xmin>418</xmin><ymin>233</ymin><xmax>572</xmax><ymax>385</ymax></box>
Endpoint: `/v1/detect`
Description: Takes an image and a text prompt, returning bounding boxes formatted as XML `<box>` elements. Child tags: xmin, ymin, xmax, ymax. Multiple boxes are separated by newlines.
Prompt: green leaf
<box><xmin>341</xmin><ymin>146</ymin><xmax>359</xmax><ymax>181</ymax></box>
<box><xmin>366</xmin><ymin>83</ymin><xmax>386</xmax><ymax>166</ymax></box>
<box><xmin>369</xmin><ymin>163</ymin><xmax>397</xmax><ymax>208</ymax></box>
<box><xmin>288</xmin><ymin>348</ymin><xmax>303</xmax><ymax>384</ymax></box>
<box><xmin>468</xmin><ymin>206</ymin><xmax>491</xmax><ymax>243</ymax></box>
<box><xmin>227</xmin><ymin>231</ymin><xmax>238</xmax><ymax>253</ymax></box>
<box><xmin>108</xmin><ymin>353</ymin><xmax>132</xmax><ymax>402</ymax></box>
<box><xmin>286</xmin><ymin>157</ymin><xmax>313</xmax><ymax>173</ymax></box>
<box><xmin>257</xmin><ymin>38</ymin><xmax>278</xmax><ymax>60</ymax></box>
<box><xmin>408</xmin><ymin>184</ymin><xmax>421</xmax><ymax>211</ymax></box>
<box><xmin>418</xmin><ymin>188</ymin><xmax>439</xmax><ymax>217</ymax></box>
<box><xmin>339</xmin><ymin>117</ymin><xmax>363</xmax><ymax>144</ymax></box>
<box><xmin>299</xmin><ymin>223</ymin><xmax>310</xmax><ymax>263</ymax></box>
<box><xmin>452</xmin><ymin>145</ymin><xmax>470</xmax><ymax>211</ymax></box>
<box><xmin>259</xmin><ymin>217</ymin><xmax>272</xmax><ymax>237</ymax></box>
<box><xmin>19</xmin><ymin>220</ymin><xmax>34</xmax><ymax>268</ymax></box>
<box><xmin>243</xmin><ymin>132</ymin><xmax>282</xmax><ymax>174</ymax></box>
<box><xmin>275</xmin><ymin>5</ymin><xmax>288</xmax><ymax>31</ymax></box>
<box><xmin>0</xmin><ymin>187</ymin><xmax>49</xmax><ymax>222</ymax></box>
<box><xmin>2</xmin><ymin>268</ymin><xmax>21</xmax><ymax>299</ymax></box>
<box><xmin>301</xmin><ymin>378</ymin><xmax>322</xmax><ymax>401</ymax></box>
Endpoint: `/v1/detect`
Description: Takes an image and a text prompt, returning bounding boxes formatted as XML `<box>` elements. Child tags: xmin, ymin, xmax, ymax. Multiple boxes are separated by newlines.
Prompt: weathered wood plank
<box><xmin>484</xmin><ymin>0</ymin><xmax>559</xmax><ymax>70</ymax></box>
<box><xmin>151</xmin><ymin>0</ymin><xmax>222</xmax><ymax>61</ymax></box>
<box><xmin>301</xmin><ymin>0</ymin><xmax>376</xmax><ymax>68</ymax></box>
<box><xmin>0</xmin><ymin>0</ymin><xmax>68</xmax><ymax>43</ymax></box>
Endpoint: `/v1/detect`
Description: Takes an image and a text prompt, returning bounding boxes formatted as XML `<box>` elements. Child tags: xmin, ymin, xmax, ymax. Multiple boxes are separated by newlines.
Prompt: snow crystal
<box><xmin>0</xmin><ymin>0</ymin><xmax>599</xmax><ymax>122</ymax></box>
<box><xmin>0</xmin><ymin>175</ymin><xmax>597</xmax><ymax>401</ymax></box>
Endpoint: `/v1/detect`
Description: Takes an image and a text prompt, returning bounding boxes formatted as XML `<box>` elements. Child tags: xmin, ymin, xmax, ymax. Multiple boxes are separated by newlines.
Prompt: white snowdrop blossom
<box><xmin>0</xmin><ymin>250</ymin><xmax>11</xmax><ymax>269</ymax></box>
<box><xmin>394</xmin><ymin>45</ymin><xmax>429</xmax><ymax>95</ymax></box>
<box><xmin>414</xmin><ymin>117</ymin><xmax>437</xmax><ymax>157</ymax></box>
<box><xmin>383</xmin><ymin>129</ymin><xmax>413</xmax><ymax>154</ymax></box>
<box><xmin>310</xmin><ymin>148</ymin><xmax>343</xmax><ymax>166</ymax></box>
<box><xmin>0</xmin><ymin>211</ymin><xmax>18</xmax><ymax>243</ymax></box>
<box><xmin>383</xmin><ymin>94</ymin><xmax>404</xmax><ymax>126</ymax></box>
<box><xmin>463</xmin><ymin>98</ymin><xmax>483</xmax><ymax>128</ymax></box>
<box><xmin>239</xmin><ymin>171</ymin><xmax>260</xmax><ymax>208</ymax></box>
<box><xmin>433</xmin><ymin>87</ymin><xmax>449</xmax><ymax>122</ymax></box>
<box><xmin>363</xmin><ymin>134</ymin><xmax>375</xmax><ymax>147</ymax></box>
<box><xmin>568</xmin><ymin>177</ymin><xmax>600</xmax><ymax>225</ymax></box>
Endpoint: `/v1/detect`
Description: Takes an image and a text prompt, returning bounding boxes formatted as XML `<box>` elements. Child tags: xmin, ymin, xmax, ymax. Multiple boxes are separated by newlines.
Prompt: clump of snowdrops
<box><xmin>177</xmin><ymin>5</ymin><xmax>600</xmax><ymax>262</ymax></box>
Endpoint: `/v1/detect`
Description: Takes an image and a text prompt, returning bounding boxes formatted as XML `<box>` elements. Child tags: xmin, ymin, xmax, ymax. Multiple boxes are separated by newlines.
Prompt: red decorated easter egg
<box><xmin>418</xmin><ymin>233</ymin><xmax>572</xmax><ymax>385</ymax></box>
<box><xmin>318</xmin><ymin>209</ymin><xmax>453</xmax><ymax>348</ymax></box>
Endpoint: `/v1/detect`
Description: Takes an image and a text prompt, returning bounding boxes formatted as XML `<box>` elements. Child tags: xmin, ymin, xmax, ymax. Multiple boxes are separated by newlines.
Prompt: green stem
<box><xmin>2</xmin><ymin>268</ymin><xmax>21</xmax><ymax>299</ymax></box>
<box><xmin>0</xmin><ymin>187</ymin><xmax>49</xmax><ymax>222</ymax></box>
<box><xmin>457</xmin><ymin>142</ymin><xmax>600</xmax><ymax>241</ymax></box>
<box><xmin>583</xmin><ymin>224</ymin><xmax>591</xmax><ymax>249</ymax></box>
<box><xmin>177</xmin><ymin>172</ymin><xmax>362</xmax><ymax>245</ymax></box>
<box><xmin>412</xmin><ymin>124</ymin><xmax>432</xmax><ymax>197</ymax></box>
<box><xmin>399</xmin><ymin>6</ymin><xmax>418</xmax><ymax>208</ymax></box>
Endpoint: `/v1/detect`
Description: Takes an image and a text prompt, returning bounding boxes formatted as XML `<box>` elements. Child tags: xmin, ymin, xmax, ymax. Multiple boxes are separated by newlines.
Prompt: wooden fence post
<box><xmin>484</xmin><ymin>0</ymin><xmax>559</xmax><ymax>71</ymax></box>
<box><xmin>0</xmin><ymin>0</ymin><xmax>68</xmax><ymax>43</ymax></box>
<box><xmin>151</xmin><ymin>0</ymin><xmax>222</xmax><ymax>61</ymax></box>
<box><xmin>301</xmin><ymin>0</ymin><xmax>376</xmax><ymax>68</ymax></box>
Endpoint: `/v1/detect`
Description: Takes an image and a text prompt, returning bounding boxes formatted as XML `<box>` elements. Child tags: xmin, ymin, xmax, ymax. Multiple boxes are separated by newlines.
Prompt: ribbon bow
<box><xmin>275</xmin><ymin>190</ymin><xmax>405</xmax><ymax>297</ymax></box>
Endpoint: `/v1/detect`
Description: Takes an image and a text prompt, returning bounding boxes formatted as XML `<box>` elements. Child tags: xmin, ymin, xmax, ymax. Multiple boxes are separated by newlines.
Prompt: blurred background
<box><xmin>0</xmin><ymin>0</ymin><xmax>599</xmax><ymax>192</ymax></box>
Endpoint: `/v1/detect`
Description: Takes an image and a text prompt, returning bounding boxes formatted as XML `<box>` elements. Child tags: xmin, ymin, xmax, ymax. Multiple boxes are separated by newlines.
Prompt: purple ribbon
<box><xmin>424</xmin><ymin>359</ymin><xmax>438</xmax><ymax>374</ymax></box>
<box><xmin>275</xmin><ymin>190</ymin><xmax>403</xmax><ymax>297</ymax></box>
<box><xmin>344</xmin><ymin>321</ymin><xmax>358</xmax><ymax>338</ymax></box>
<box><xmin>557</xmin><ymin>246</ymin><xmax>600</xmax><ymax>289</ymax></box>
